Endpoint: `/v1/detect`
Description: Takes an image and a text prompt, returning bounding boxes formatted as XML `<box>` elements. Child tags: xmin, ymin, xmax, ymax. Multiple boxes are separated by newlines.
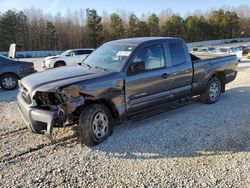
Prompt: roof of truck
<box><xmin>107</xmin><ymin>37</ymin><xmax>180</xmax><ymax>46</ymax></box>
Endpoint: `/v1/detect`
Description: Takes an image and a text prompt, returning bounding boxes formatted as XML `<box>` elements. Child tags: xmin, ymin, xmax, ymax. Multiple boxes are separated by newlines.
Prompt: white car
<box><xmin>43</xmin><ymin>48</ymin><xmax>94</xmax><ymax>69</ymax></box>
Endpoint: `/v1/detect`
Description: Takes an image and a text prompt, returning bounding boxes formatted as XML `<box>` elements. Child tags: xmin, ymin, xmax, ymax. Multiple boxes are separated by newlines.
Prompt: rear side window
<box><xmin>169</xmin><ymin>42</ymin><xmax>186</xmax><ymax>66</ymax></box>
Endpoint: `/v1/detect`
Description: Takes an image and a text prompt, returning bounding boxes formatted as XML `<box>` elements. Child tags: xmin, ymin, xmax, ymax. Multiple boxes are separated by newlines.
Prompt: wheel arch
<box><xmin>0</xmin><ymin>72</ymin><xmax>20</xmax><ymax>79</ymax></box>
<box><xmin>79</xmin><ymin>98</ymin><xmax>120</xmax><ymax>120</ymax></box>
<box><xmin>211</xmin><ymin>72</ymin><xmax>226</xmax><ymax>92</ymax></box>
<box><xmin>54</xmin><ymin>61</ymin><xmax>66</xmax><ymax>67</ymax></box>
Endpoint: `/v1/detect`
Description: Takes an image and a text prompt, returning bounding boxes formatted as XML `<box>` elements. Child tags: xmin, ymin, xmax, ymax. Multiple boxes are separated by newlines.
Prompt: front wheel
<box><xmin>78</xmin><ymin>104</ymin><xmax>113</xmax><ymax>146</ymax></box>
<box><xmin>0</xmin><ymin>74</ymin><xmax>18</xmax><ymax>90</ymax></box>
<box><xmin>200</xmin><ymin>77</ymin><xmax>222</xmax><ymax>104</ymax></box>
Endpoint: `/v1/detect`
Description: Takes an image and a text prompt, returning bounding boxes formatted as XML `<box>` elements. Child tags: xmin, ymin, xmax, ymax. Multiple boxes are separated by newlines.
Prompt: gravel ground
<box><xmin>0</xmin><ymin>59</ymin><xmax>250</xmax><ymax>187</ymax></box>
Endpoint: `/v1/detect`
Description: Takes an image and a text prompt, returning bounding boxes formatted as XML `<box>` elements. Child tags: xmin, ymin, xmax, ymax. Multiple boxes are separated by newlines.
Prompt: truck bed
<box><xmin>191</xmin><ymin>54</ymin><xmax>238</xmax><ymax>94</ymax></box>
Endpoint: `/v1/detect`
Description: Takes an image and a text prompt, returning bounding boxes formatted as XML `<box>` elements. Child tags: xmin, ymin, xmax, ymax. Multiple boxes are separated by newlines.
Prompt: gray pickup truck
<box><xmin>17</xmin><ymin>37</ymin><xmax>238</xmax><ymax>146</ymax></box>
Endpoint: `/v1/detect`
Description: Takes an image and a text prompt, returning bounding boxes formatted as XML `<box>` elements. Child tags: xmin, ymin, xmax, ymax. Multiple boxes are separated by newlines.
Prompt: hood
<box><xmin>44</xmin><ymin>56</ymin><xmax>58</xmax><ymax>61</ymax></box>
<box><xmin>21</xmin><ymin>65</ymin><xmax>107</xmax><ymax>96</ymax></box>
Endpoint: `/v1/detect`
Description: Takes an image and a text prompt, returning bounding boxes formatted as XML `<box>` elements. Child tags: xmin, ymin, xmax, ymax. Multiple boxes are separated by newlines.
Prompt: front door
<box><xmin>125</xmin><ymin>44</ymin><xmax>172</xmax><ymax>114</ymax></box>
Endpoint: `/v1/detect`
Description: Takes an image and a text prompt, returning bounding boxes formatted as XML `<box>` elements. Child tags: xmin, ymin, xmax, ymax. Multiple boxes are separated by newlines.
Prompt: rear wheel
<box><xmin>78</xmin><ymin>104</ymin><xmax>113</xmax><ymax>146</ymax></box>
<box><xmin>0</xmin><ymin>74</ymin><xmax>18</xmax><ymax>90</ymax></box>
<box><xmin>200</xmin><ymin>76</ymin><xmax>222</xmax><ymax>104</ymax></box>
<box><xmin>54</xmin><ymin>61</ymin><xmax>66</xmax><ymax>68</ymax></box>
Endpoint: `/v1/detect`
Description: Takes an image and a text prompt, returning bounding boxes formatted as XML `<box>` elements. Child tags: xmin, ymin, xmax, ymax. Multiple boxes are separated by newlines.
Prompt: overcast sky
<box><xmin>0</xmin><ymin>0</ymin><xmax>249</xmax><ymax>16</ymax></box>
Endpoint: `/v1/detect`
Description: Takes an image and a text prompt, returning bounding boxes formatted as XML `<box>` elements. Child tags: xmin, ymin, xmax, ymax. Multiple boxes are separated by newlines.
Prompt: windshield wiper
<box><xmin>82</xmin><ymin>62</ymin><xmax>93</xmax><ymax>69</ymax></box>
<box><xmin>93</xmin><ymin>65</ymin><xmax>107</xmax><ymax>71</ymax></box>
<box><xmin>82</xmin><ymin>62</ymin><xmax>107</xmax><ymax>71</ymax></box>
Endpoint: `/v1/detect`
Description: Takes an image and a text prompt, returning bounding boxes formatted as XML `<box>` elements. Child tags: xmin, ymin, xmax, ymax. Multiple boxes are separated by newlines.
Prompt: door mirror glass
<box><xmin>130</xmin><ymin>60</ymin><xmax>145</xmax><ymax>74</ymax></box>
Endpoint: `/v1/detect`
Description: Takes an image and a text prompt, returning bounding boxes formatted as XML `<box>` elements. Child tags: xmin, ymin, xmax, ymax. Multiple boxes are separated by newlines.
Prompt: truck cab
<box><xmin>123</xmin><ymin>38</ymin><xmax>193</xmax><ymax>113</ymax></box>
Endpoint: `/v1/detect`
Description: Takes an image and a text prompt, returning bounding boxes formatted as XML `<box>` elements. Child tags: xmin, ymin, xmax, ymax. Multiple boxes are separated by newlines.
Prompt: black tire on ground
<box><xmin>0</xmin><ymin>74</ymin><xmax>18</xmax><ymax>90</ymax></box>
<box><xmin>78</xmin><ymin>103</ymin><xmax>113</xmax><ymax>147</ymax></box>
<box><xmin>54</xmin><ymin>61</ymin><xmax>66</xmax><ymax>68</ymax></box>
<box><xmin>200</xmin><ymin>76</ymin><xmax>222</xmax><ymax>104</ymax></box>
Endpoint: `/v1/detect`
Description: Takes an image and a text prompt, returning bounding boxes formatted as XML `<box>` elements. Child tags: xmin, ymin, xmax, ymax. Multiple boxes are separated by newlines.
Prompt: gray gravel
<box><xmin>0</xmin><ymin>59</ymin><xmax>250</xmax><ymax>187</ymax></box>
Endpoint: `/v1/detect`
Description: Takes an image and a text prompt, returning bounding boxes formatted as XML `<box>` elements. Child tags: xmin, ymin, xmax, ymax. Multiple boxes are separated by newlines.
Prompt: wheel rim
<box><xmin>2</xmin><ymin>77</ymin><xmax>16</xmax><ymax>89</ymax></box>
<box><xmin>209</xmin><ymin>81</ymin><xmax>220</xmax><ymax>101</ymax></box>
<box><xmin>92</xmin><ymin>112</ymin><xmax>109</xmax><ymax>139</ymax></box>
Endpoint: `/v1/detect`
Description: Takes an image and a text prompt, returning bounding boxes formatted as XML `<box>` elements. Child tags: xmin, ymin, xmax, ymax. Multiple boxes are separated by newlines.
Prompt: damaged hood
<box><xmin>21</xmin><ymin>65</ymin><xmax>108</xmax><ymax>96</ymax></box>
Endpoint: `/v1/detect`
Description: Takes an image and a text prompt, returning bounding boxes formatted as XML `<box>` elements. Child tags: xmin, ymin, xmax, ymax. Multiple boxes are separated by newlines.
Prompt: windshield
<box><xmin>60</xmin><ymin>50</ymin><xmax>71</xmax><ymax>56</ymax></box>
<box><xmin>83</xmin><ymin>44</ymin><xmax>135</xmax><ymax>72</ymax></box>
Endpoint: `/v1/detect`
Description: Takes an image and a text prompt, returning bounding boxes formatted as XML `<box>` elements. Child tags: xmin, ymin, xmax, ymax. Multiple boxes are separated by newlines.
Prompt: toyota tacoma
<box><xmin>17</xmin><ymin>37</ymin><xmax>238</xmax><ymax>146</ymax></box>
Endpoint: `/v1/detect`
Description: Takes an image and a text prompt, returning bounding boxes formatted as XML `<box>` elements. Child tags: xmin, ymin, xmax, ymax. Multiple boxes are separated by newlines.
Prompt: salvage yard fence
<box><xmin>0</xmin><ymin>50</ymin><xmax>63</xmax><ymax>58</ymax></box>
<box><xmin>1</xmin><ymin>37</ymin><xmax>250</xmax><ymax>58</ymax></box>
<box><xmin>187</xmin><ymin>37</ymin><xmax>250</xmax><ymax>48</ymax></box>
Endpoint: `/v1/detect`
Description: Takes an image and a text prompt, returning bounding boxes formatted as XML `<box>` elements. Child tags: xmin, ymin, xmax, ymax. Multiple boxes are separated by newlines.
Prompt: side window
<box><xmin>169</xmin><ymin>42</ymin><xmax>186</xmax><ymax>66</ymax></box>
<box><xmin>85</xmin><ymin>50</ymin><xmax>94</xmax><ymax>54</ymax></box>
<box><xmin>130</xmin><ymin>44</ymin><xmax>165</xmax><ymax>74</ymax></box>
<box><xmin>69</xmin><ymin>51</ymin><xmax>76</xmax><ymax>56</ymax></box>
<box><xmin>77</xmin><ymin>50</ymin><xmax>93</xmax><ymax>55</ymax></box>
<box><xmin>75</xmin><ymin>50</ymin><xmax>82</xmax><ymax>55</ymax></box>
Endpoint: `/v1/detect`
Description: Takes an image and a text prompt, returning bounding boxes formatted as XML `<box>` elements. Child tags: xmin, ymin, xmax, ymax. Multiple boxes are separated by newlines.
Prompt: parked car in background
<box><xmin>237</xmin><ymin>45</ymin><xmax>246</xmax><ymax>51</ymax></box>
<box><xmin>43</xmin><ymin>48</ymin><xmax>94</xmax><ymax>69</ymax></box>
<box><xmin>247</xmin><ymin>53</ymin><xmax>250</xmax><ymax>59</ymax></box>
<box><xmin>18</xmin><ymin>37</ymin><xmax>238</xmax><ymax>146</ymax></box>
<box><xmin>0</xmin><ymin>55</ymin><xmax>36</xmax><ymax>90</ymax></box>
<box><xmin>227</xmin><ymin>47</ymin><xmax>243</xmax><ymax>61</ymax></box>
<box><xmin>195</xmin><ymin>46</ymin><xmax>216</xmax><ymax>53</ymax></box>
<box><xmin>242</xmin><ymin>47</ymin><xmax>250</xmax><ymax>55</ymax></box>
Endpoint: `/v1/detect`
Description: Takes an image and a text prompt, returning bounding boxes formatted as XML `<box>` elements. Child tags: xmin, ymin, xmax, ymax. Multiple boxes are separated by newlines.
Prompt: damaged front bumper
<box><xmin>17</xmin><ymin>84</ymin><xmax>85</xmax><ymax>136</ymax></box>
<box><xmin>17</xmin><ymin>93</ymin><xmax>58</xmax><ymax>135</ymax></box>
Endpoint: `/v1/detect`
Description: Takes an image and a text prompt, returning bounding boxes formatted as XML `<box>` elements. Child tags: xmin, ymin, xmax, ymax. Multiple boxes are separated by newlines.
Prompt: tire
<box><xmin>200</xmin><ymin>76</ymin><xmax>222</xmax><ymax>104</ymax></box>
<box><xmin>78</xmin><ymin>104</ymin><xmax>113</xmax><ymax>146</ymax></box>
<box><xmin>54</xmin><ymin>61</ymin><xmax>66</xmax><ymax>68</ymax></box>
<box><xmin>0</xmin><ymin>74</ymin><xmax>18</xmax><ymax>90</ymax></box>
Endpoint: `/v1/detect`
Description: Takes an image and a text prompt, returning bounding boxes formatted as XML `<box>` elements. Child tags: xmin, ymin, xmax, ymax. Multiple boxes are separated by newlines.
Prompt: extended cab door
<box><xmin>125</xmin><ymin>43</ymin><xmax>172</xmax><ymax>114</ymax></box>
<box><xmin>166</xmin><ymin>40</ymin><xmax>193</xmax><ymax>99</ymax></box>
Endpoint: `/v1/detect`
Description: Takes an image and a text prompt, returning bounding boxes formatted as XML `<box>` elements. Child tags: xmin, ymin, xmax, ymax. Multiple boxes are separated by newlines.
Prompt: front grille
<box><xmin>20</xmin><ymin>85</ymin><xmax>32</xmax><ymax>105</ymax></box>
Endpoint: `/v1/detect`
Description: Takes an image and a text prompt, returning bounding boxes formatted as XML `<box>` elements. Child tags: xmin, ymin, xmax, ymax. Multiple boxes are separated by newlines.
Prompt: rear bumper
<box><xmin>19</xmin><ymin>70</ymin><xmax>37</xmax><ymax>78</ymax></box>
<box><xmin>17</xmin><ymin>93</ymin><xmax>57</xmax><ymax>135</ymax></box>
<box><xmin>225</xmin><ymin>71</ymin><xmax>237</xmax><ymax>84</ymax></box>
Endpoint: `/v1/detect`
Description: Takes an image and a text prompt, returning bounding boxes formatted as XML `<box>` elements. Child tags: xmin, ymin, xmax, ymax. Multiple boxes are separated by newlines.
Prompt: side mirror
<box><xmin>130</xmin><ymin>60</ymin><xmax>145</xmax><ymax>74</ymax></box>
<box><xmin>65</xmin><ymin>54</ymin><xmax>70</xmax><ymax>57</ymax></box>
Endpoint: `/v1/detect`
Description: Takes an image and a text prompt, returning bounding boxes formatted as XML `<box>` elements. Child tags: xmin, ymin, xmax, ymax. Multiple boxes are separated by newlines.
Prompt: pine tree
<box><xmin>0</xmin><ymin>10</ymin><xmax>28</xmax><ymax>50</ymax></box>
<box><xmin>148</xmin><ymin>14</ymin><xmax>160</xmax><ymax>36</ymax></box>
<box><xmin>110</xmin><ymin>13</ymin><xmax>124</xmax><ymax>40</ymax></box>
<box><xmin>128</xmin><ymin>13</ymin><xmax>139</xmax><ymax>37</ymax></box>
<box><xmin>46</xmin><ymin>21</ymin><xmax>57</xmax><ymax>50</ymax></box>
<box><xmin>137</xmin><ymin>21</ymin><xmax>150</xmax><ymax>37</ymax></box>
<box><xmin>163</xmin><ymin>15</ymin><xmax>185</xmax><ymax>38</ymax></box>
<box><xmin>86</xmin><ymin>9</ymin><xmax>103</xmax><ymax>48</ymax></box>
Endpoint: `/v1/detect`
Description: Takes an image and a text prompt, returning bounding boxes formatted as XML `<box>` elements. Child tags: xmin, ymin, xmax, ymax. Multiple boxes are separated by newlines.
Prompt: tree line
<box><xmin>0</xmin><ymin>7</ymin><xmax>249</xmax><ymax>51</ymax></box>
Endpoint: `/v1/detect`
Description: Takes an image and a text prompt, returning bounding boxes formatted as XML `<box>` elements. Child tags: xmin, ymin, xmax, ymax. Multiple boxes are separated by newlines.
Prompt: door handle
<box><xmin>161</xmin><ymin>73</ymin><xmax>169</xmax><ymax>79</ymax></box>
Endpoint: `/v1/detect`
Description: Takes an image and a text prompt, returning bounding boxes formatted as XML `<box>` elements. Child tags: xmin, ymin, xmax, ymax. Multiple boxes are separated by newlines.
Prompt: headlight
<box><xmin>44</xmin><ymin>59</ymin><xmax>53</xmax><ymax>68</ymax></box>
<box><xmin>34</xmin><ymin>85</ymin><xmax>84</xmax><ymax>112</ymax></box>
<box><xmin>34</xmin><ymin>91</ymin><xmax>50</xmax><ymax>107</ymax></box>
